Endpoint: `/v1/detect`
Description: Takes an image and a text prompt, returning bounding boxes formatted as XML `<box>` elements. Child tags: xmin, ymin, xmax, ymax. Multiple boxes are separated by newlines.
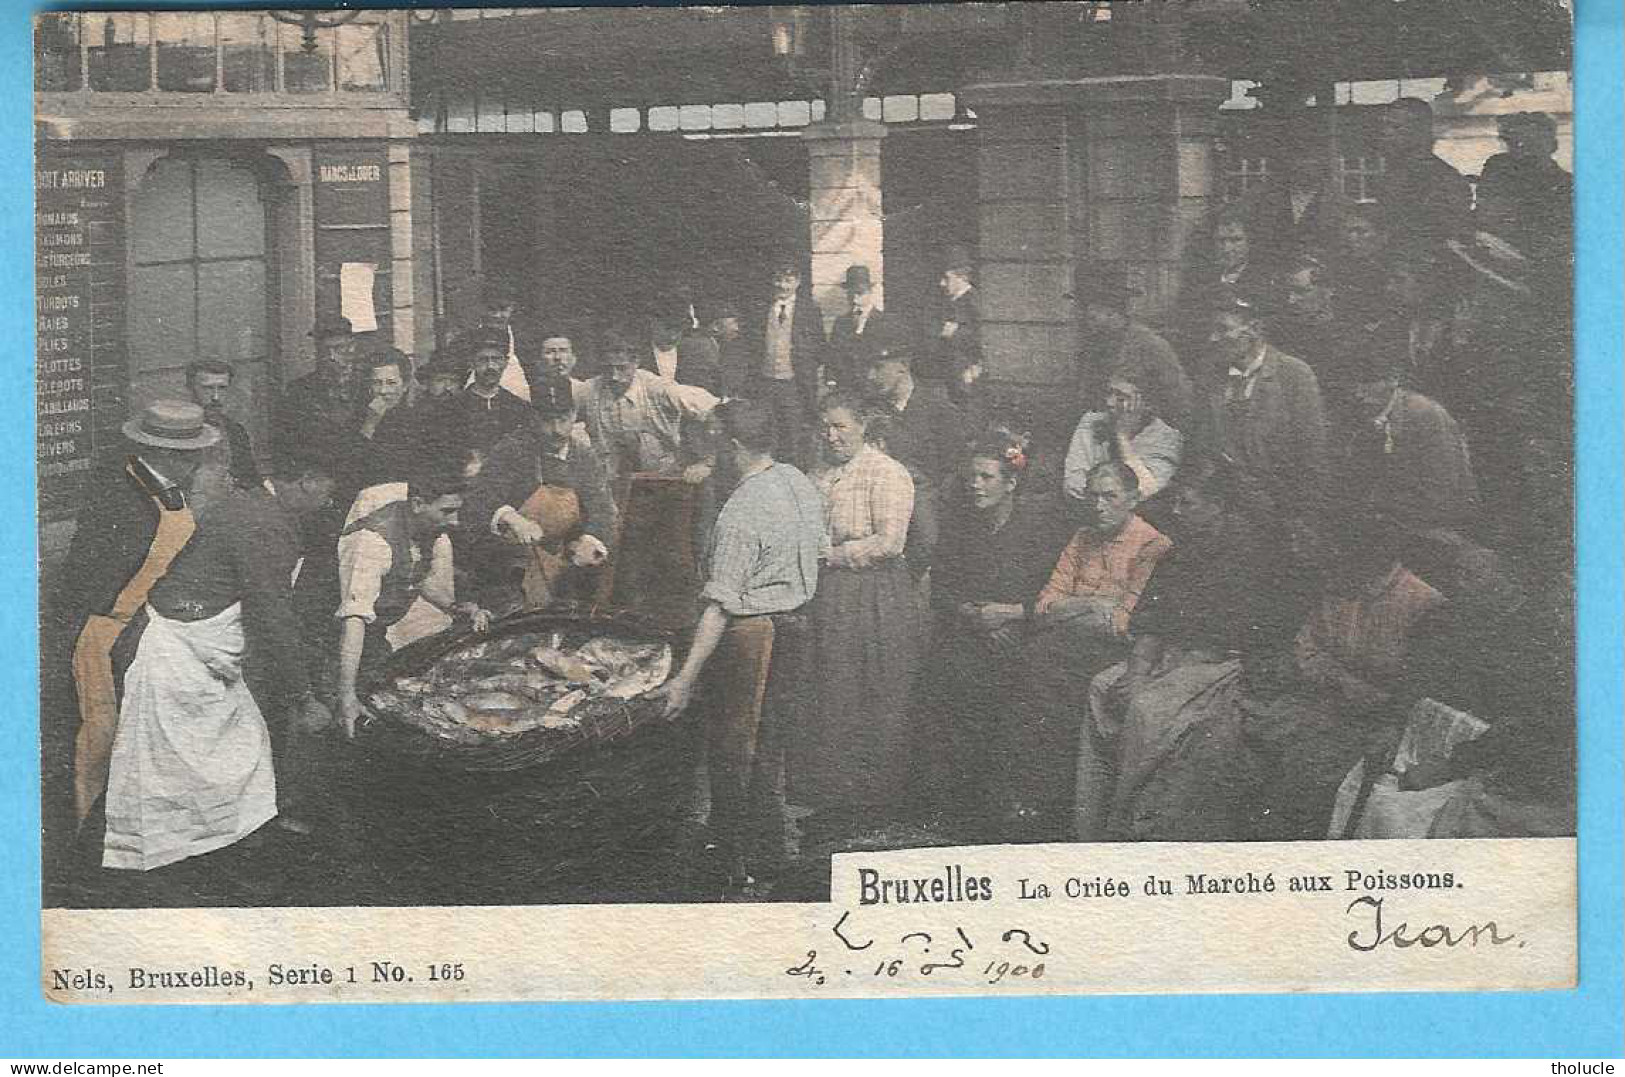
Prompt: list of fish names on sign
<box><xmin>36</xmin><ymin>156</ymin><xmax>124</xmax><ymax>516</ymax></box>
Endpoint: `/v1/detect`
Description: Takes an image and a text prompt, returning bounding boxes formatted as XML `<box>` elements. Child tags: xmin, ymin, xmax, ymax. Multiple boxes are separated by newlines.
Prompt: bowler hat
<box><xmin>942</xmin><ymin>245</ymin><xmax>975</xmax><ymax>274</ymax></box>
<box><xmin>122</xmin><ymin>400</ymin><xmax>221</xmax><ymax>451</ymax></box>
<box><xmin>844</xmin><ymin>264</ymin><xmax>874</xmax><ymax>293</ymax></box>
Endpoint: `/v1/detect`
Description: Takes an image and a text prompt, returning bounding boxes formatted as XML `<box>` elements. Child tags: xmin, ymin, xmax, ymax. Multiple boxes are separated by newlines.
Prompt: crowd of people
<box><xmin>50</xmin><ymin>99</ymin><xmax>1575</xmax><ymax>901</ymax></box>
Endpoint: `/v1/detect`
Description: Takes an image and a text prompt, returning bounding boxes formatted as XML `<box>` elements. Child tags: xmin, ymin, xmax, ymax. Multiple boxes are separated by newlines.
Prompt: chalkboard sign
<box><xmin>36</xmin><ymin>150</ymin><xmax>126</xmax><ymax>522</ymax></box>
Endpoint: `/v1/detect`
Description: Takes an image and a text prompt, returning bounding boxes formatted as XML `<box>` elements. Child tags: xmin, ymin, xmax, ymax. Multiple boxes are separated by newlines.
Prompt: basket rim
<box><xmin>358</xmin><ymin>604</ymin><xmax>689</xmax><ymax>773</ymax></box>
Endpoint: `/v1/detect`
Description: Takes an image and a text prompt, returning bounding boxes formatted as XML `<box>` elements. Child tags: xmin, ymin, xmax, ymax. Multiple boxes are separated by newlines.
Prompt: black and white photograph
<box><xmin>35</xmin><ymin>1</ymin><xmax>1577</xmax><ymax>937</ymax></box>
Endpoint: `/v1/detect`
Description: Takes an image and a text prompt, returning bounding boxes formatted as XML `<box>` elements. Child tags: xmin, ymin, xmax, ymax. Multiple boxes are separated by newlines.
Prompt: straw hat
<box><xmin>121</xmin><ymin>400</ymin><xmax>221</xmax><ymax>451</ymax></box>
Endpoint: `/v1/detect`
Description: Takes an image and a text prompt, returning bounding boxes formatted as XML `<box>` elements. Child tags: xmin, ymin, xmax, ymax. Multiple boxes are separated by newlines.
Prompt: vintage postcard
<box><xmin>34</xmin><ymin>1</ymin><xmax>1578</xmax><ymax>1005</ymax></box>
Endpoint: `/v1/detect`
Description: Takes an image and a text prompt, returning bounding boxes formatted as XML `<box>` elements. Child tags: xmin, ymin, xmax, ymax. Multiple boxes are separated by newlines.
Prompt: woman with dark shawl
<box><xmin>910</xmin><ymin>430</ymin><xmax>1071</xmax><ymax>838</ymax></box>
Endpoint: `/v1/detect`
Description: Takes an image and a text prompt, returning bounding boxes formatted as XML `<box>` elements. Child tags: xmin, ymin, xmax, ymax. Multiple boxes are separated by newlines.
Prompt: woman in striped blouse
<box><xmin>796</xmin><ymin>392</ymin><xmax>920</xmax><ymax>842</ymax></box>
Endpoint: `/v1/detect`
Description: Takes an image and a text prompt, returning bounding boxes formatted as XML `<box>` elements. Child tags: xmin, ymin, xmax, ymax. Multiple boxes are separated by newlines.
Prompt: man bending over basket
<box><xmin>650</xmin><ymin>397</ymin><xmax>826</xmax><ymax>892</ymax></box>
<box><xmin>334</xmin><ymin>466</ymin><xmax>491</xmax><ymax>736</ymax></box>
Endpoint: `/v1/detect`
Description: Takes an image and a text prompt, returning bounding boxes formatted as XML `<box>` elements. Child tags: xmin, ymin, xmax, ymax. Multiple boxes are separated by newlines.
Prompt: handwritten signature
<box><xmin>1345</xmin><ymin>896</ymin><xmax>1520</xmax><ymax>952</ymax></box>
<box><xmin>785</xmin><ymin>911</ymin><xmax>1051</xmax><ymax>987</ymax></box>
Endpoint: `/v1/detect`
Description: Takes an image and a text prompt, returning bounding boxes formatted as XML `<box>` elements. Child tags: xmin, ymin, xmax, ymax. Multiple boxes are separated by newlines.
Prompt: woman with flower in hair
<box><xmin>910</xmin><ymin>428</ymin><xmax>1071</xmax><ymax>839</ymax></box>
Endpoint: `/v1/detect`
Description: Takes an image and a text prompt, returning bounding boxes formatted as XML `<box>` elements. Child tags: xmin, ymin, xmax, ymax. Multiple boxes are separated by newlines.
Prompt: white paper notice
<box><xmin>339</xmin><ymin>262</ymin><xmax>378</xmax><ymax>332</ymax></box>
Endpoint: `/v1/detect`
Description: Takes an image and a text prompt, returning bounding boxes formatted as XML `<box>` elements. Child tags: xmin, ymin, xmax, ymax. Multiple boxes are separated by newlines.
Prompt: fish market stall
<box><xmin>351</xmin><ymin>608</ymin><xmax>702</xmax><ymax>905</ymax></box>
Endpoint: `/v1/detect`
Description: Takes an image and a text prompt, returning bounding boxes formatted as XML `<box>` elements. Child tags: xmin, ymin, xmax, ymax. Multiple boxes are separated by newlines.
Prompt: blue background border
<box><xmin>2</xmin><ymin>0</ymin><xmax>1619</xmax><ymax>1057</ymax></box>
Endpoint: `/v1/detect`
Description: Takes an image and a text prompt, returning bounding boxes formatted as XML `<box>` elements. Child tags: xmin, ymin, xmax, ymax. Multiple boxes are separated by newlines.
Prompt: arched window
<box><xmin>127</xmin><ymin>155</ymin><xmax>274</xmax><ymax>451</ymax></box>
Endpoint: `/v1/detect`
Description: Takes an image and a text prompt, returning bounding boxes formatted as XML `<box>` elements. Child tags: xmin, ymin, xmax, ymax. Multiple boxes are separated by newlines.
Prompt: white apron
<box><xmin>102</xmin><ymin>603</ymin><xmax>277</xmax><ymax>871</ymax></box>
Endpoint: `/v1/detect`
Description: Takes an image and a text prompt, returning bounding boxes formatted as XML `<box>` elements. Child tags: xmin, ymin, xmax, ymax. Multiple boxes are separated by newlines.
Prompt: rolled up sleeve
<box><xmin>699</xmin><ymin>507</ymin><xmax>758</xmax><ymax>615</ymax></box>
<box><xmin>335</xmin><ymin>530</ymin><xmax>393</xmax><ymax>624</ymax></box>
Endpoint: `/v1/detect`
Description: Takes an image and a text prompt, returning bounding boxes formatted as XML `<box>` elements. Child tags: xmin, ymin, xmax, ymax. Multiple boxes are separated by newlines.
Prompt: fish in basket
<box><xmin>349</xmin><ymin>610</ymin><xmax>704</xmax><ymax>905</ymax></box>
<box><xmin>360</xmin><ymin>609</ymin><xmax>682</xmax><ymax>772</ymax></box>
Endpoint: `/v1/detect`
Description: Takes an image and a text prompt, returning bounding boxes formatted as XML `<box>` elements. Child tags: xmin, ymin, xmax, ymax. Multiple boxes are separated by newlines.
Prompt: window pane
<box><xmin>131</xmin><ymin>158</ymin><xmax>195</xmax><ymax>265</ymax></box>
<box><xmin>282</xmin><ymin>23</ymin><xmax>333</xmax><ymax>94</ymax></box>
<box><xmin>155</xmin><ymin>12</ymin><xmax>215</xmax><ymax>93</ymax></box>
<box><xmin>220</xmin><ymin>13</ymin><xmax>275</xmax><ymax>94</ymax></box>
<box><xmin>882</xmin><ymin>95</ymin><xmax>918</xmax><ymax>123</ymax></box>
<box><xmin>128</xmin><ymin>262</ymin><xmax>198</xmax><ymax>372</ymax></box>
<box><xmin>87</xmin><ymin>13</ymin><xmax>151</xmax><ymax>92</ymax></box>
<box><xmin>648</xmin><ymin>106</ymin><xmax>679</xmax><ymax>132</ymax></box>
<box><xmin>609</xmin><ymin>107</ymin><xmax>640</xmax><ymax>133</ymax></box>
<box><xmin>561</xmin><ymin>110</ymin><xmax>587</xmax><ymax>133</ymax></box>
<box><xmin>198</xmin><ymin>260</ymin><xmax>268</xmax><ymax>364</ymax></box>
<box><xmin>336</xmin><ymin>21</ymin><xmax>387</xmax><ymax>92</ymax></box>
<box><xmin>35</xmin><ymin>14</ymin><xmax>82</xmax><ymax>92</ymax></box>
<box><xmin>195</xmin><ymin>159</ymin><xmax>265</xmax><ymax>261</ymax></box>
<box><xmin>920</xmin><ymin>93</ymin><xmax>956</xmax><ymax>122</ymax></box>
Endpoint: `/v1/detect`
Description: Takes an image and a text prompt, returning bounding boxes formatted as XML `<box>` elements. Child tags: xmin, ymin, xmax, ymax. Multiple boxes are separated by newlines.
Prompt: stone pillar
<box><xmin>386</xmin><ymin>140</ymin><xmax>417</xmax><ymax>359</ymax></box>
<box><xmin>803</xmin><ymin>118</ymin><xmax>887</xmax><ymax>332</ymax></box>
<box><xmin>960</xmin><ymin>75</ymin><xmax>1230</xmax><ymax>427</ymax></box>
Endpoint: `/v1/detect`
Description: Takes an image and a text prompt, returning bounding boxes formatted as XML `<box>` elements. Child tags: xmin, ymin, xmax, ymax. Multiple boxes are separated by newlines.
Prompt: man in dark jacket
<box><xmin>463</xmin><ymin>375</ymin><xmax>619</xmax><ymax>614</ymax></box>
<box><xmin>827</xmin><ymin>264</ymin><xmax>895</xmax><ymax>392</ymax></box>
<box><xmin>750</xmin><ymin>256</ymin><xmax>825</xmax><ymax>469</ymax></box>
<box><xmin>1374</xmin><ymin>98</ymin><xmax>1472</xmax><ymax>259</ymax></box>
<box><xmin>273</xmin><ymin>314</ymin><xmax>362</xmax><ymax>482</ymax></box>
<box><xmin>186</xmin><ymin>359</ymin><xmax>262</xmax><ymax>490</ymax></box>
<box><xmin>929</xmin><ymin>245</ymin><xmax>981</xmax><ymax>389</ymax></box>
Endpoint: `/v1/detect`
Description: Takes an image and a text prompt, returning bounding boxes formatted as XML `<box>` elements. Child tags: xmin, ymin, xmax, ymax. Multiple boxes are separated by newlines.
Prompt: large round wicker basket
<box><xmin>348</xmin><ymin>608</ymin><xmax>703</xmax><ymax>905</ymax></box>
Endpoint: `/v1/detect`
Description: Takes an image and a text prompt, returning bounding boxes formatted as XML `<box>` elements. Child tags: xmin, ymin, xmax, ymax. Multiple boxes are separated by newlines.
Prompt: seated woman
<box><xmin>1342</xmin><ymin>530</ymin><xmax>1574</xmax><ymax>839</ymax></box>
<box><xmin>797</xmin><ymin>392</ymin><xmax>919</xmax><ymax>841</ymax></box>
<box><xmin>1083</xmin><ymin>456</ymin><xmax>1302</xmax><ymax>841</ymax></box>
<box><xmin>911</xmin><ymin>430</ymin><xmax>1071</xmax><ymax>838</ymax></box>
<box><xmin>1239</xmin><ymin>515</ymin><xmax>1447</xmax><ymax>841</ymax></box>
<box><xmin>1002</xmin><ymin>461</ymin><xmax>1172</xmax><ymax>840</ymax></box>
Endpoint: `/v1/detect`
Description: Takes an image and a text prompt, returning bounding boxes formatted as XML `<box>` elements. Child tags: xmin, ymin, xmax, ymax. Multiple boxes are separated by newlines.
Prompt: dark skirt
<box><xmin>792</xmin><ymin>559</ymin><xmax>921</xmax><ymax>815</ymax></box>
<box><xmin>910</xmin><ymin>625</ymin><xmax>1021</xmax><ymax>832</ymax></box>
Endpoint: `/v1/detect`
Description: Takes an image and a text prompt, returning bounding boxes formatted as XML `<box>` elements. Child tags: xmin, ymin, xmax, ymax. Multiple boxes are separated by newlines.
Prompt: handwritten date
<box><xmin>784</xmin><ymin>912</ymin><xmax>1050</xmax><ymax>987</ymax></box>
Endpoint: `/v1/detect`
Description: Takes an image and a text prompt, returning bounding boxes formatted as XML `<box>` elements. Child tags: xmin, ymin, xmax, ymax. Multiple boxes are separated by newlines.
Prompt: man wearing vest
<box><xmin>57</xmin><ymin>401</ymin><xmax>218</xmax><ymax>829</ymax></box>
<box><xmin>333</xmin><ymin>468</ymin><xmax>489</xmax><ymax>735</ymax></box>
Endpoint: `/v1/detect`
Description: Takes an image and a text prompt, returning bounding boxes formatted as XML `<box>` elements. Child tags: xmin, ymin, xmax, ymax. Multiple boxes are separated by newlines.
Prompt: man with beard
<box><xmin>186</xmin><ymin>359</ymin><xmax>262</xmax><ymax>490</ymax></box>
<box><xmin>464</xmin><ymin>375</ymin><xmax>619</xmax><ymax>613</ymax></box>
